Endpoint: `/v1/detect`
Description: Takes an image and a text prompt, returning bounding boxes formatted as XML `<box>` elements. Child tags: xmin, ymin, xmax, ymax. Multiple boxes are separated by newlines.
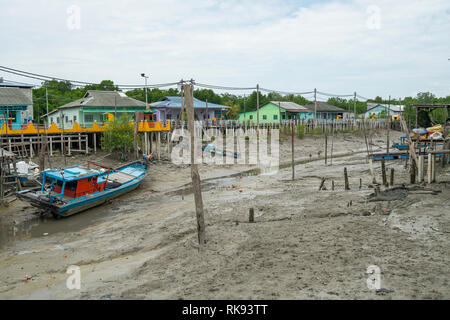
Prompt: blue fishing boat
<box><xmin>17</xmin><ymin>158</ymin><xmax>150</xmax><ymax>218</ymax></box>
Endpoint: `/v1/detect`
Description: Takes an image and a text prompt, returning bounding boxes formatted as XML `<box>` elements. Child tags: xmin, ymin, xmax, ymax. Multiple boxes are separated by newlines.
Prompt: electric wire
<box><xmin>0</xmin><ymin>66</ymin><xmax>180</xmax><ymax>89</ymax></box>
<box><xmin>1</xmin><ymin>65</ymin><xmax>378</xmax><ymax>100</ymax></box>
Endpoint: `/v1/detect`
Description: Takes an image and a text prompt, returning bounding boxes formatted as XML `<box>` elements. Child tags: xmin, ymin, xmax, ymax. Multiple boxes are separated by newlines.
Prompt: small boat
<box><xmin>17</xmin><ymin>159</ymin><xmax>150</xmax><ymax>218</ymax></box>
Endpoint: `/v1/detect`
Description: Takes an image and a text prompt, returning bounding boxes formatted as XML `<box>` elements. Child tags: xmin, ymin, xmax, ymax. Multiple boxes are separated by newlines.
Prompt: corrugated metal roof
<box><xmin>268</xmin><ymin>101</ymin><xmax>310</xmax><ymax>112</ymax></box>
<box><xmin>0</xmin><ymin>78</ymin><xmax>34</xmax><ymax>88</ymax></box>
<box><xmin>150</xmin><ymin>96</ymin><xmax>230</xmax><ymax>109</ymax></box>
<box><xmin>0</xmin><ymin>87</ymin><xmax>33</xmax><ymax>105</ymax></box>
<box><xmin>58</xmin><ymin>90</ymin><xmax>147</xmax><ymax>109</ymax></box>
<box><xmin>366</xmin><ymin>103</ymin><xmax>404</xmax><ymax>113</ymax></box>
<box><xmin>304</xmin><ymin>101</ymin><xmax>350</xmax><ymax>112</ymax></box>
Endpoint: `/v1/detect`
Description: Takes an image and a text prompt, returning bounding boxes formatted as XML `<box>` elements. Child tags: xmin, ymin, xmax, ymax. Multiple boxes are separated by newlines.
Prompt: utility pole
<box><xmin>256</xmin><ymin>84</ymin><xmax>260</xmax><ymax>126</ymax></box>
<box><xmin>353</xmin><ymin>92</ymin><xmax>357</xmax><ymax>121</ymax></box>
<box><xmin>45</xmin><ymin>86</ymin><xmax>49</xmax><ymax>123</ymax></box>
<box><xmin>256</xmin><ymin>84</ymin><xmax>260</xmax><ymax>165</ymax></box>
<box><xmin>243</xmin><ymin>94</ymin><xmax>246</xmax><ymax>123</ymax></box>
<box><xmin>184</xmin><ymin>82</ymin><xmax>205</xmax><ymax>248</ymax></box>
<box><xmin>205</xmin><ymin>98</ymin><xmax>208</xmax><ymax>127</ymax></box>
<box><xmin>141</xmin><ymin>73</ymin><xmax>149</xmax><ymax>121</ymax></box>
<box><xmin>314</xmin><ymin>88</ymin><xmax>317</xmax><ymax>124</ymax></box>
<box><xmin>389</xmin><ymin>95</ymin><xmax>391</xmax><ymax>118</ymax></box>
<box><xmin>278</xmin><ymin>101</ymin><xmax>281</xmax><ymax>126</ymax></box>
<box><xmin>114</xmin><ymin>95</ymin><xmax>117</xmax><ymax>120</ymax></box>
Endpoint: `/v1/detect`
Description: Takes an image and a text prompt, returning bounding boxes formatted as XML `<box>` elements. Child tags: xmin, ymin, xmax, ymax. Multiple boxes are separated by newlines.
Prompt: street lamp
<box><xmin>141</xmin><ymin>73</ymin><xmax>149</xmax><ymax>109</ymax></box>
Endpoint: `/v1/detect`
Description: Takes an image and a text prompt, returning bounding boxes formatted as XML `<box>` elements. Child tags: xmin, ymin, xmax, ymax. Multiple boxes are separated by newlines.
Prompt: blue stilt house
<box><xmin>0</xmin><ymin>79</ymin><xmax>34</xmax><ymax>129</ymax></box>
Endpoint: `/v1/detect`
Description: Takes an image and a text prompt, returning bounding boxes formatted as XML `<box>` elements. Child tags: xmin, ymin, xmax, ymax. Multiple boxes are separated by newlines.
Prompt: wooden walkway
<box><xmin>0</xmin><ymin>120</ymin><xmax>170</xmax><ymax>136</ymax></box>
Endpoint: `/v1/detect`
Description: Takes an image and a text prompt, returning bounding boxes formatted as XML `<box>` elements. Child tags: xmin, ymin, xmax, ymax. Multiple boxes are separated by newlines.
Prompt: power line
<box><xmin>259</xmin><ymin>87</ymin><xmax>314</xmax><ymax>95</ymax></box>
<box><xmin>0</xmin><ymin>65</ymin><xmax>180</xmax><ymax>89</ymax></box>
<box><xmin>195</xmin><ymin>82</ymin><xmax>256</xmax><ymax>91</ymax></box>
<box><xmin>316</xmin><ymin>91</ymin><xmax>354</xmax><ymax>98</ymax></box>
<box><xmin>0</xmin><ymin>65</ymin><xmax>382</xmax><ymax>101</ymax></box>
<box><xmin>356</xmin><ymin>94</ymin><xmax>371</xmax><ymax>101</ymax></box>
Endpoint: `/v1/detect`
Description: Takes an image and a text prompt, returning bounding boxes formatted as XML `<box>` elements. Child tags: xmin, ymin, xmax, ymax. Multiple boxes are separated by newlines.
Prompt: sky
<box><xmin>0</xmin><ymin>0</ymin><xmax>449</xmax><ymax>99</ymax></box>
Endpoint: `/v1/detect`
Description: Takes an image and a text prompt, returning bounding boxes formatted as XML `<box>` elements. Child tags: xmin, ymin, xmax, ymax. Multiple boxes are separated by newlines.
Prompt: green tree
<box><xmin>224</xmin><ymin>102</ymin><xmax>240</xmax><ymax>119</ymax></box>
<box><xmin>100</xmin><ymin>113</ymin><xmax>134</xmax><ymax>158</ymax></box>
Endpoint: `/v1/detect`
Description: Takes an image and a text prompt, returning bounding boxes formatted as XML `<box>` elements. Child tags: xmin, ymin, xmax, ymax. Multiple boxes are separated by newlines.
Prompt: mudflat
<box><xmin>1</xmin><ymin>130</ymin><xmax>449</xmax><ymax>299</ymax></box>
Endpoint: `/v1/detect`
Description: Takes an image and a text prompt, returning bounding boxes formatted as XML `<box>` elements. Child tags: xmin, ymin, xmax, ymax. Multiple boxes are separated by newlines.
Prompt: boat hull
<box><xmin>17</xmin><ymin>160</ymin><xmax>149</xmax><ymax>218</ymax></box>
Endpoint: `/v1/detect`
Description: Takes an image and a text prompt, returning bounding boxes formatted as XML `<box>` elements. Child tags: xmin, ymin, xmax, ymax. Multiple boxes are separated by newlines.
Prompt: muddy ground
<box><xmin>0</xmin><ymin>129</ymin><xmax>449</xmax><ymax>300</ymax></box>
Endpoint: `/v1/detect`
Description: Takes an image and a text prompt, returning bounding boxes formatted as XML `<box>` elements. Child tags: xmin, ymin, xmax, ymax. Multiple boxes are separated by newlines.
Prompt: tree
<box><xmin>83</xmin><ymin>80</ymin><xmax>119</xmax><ymax>92</ymax></box>
<box><xmin>224</xmin><ymin>102</ymin><xmax>240</xmax><ymax>119</ymax></box>
<box><xmin>100</xmin><ymin>113</ymin><xmax>135</xmax><ymax>158</ymax></box>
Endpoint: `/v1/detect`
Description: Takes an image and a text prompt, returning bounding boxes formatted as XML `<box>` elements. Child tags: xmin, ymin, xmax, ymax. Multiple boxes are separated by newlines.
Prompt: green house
<box><xmin>238</xmin><ymin>101</ymin><xmax>314</xmax><ymax>123</ymax></box>
<box><xmin>43</xmin><ymin>90</ymin><xmax>148</xmax><ymax>128</ymax></box>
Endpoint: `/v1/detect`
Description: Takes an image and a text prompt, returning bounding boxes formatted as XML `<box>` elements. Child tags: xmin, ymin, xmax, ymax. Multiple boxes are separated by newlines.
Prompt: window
<box><xmin>65</xmin><ymin>116</ymin><xmax>68</xmax><ymax>122</ymax></box>
<box><xmin>51</xmin><ymin>117</ymin><xmax>53</xmax><ymax>123</ymax></box>
<box><xmin>249</xmin><ymin>115</ymin><xmax>253</xmax><ymax>120</ymax></box>
<box><xmin>66</xmin><ymin>181</ymin><xmax>77</xmax><ymax>191</ymax></box>
<box><xmin>57</xmin><ymin>117</ymin><xmax>60</xmax><ymax>124</ymax></box>
<box><xmin>273</xmin><ymin>115</ymin><xmax>278</xmax><ymax>120</ymax></box>
<box><xmin>85</xmin><ymin>114</ymin><xmax>94</xmax><ymax>122</ymax></box>
<box><xmin>73</xmin><ymin>115</ymin><xmax>77</xmax><ymax>122</ymax></box>
<box><xmin>262</xmin><ymin>115</ymin><xmax>267</xmax><ymax>120</ymax></box>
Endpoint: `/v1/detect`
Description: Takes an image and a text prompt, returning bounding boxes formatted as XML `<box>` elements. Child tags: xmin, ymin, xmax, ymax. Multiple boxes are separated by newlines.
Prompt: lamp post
<box><xmin>141</xmin><ymin>73</ymin><xmax>149</xmax><ymax>109</ymax></box>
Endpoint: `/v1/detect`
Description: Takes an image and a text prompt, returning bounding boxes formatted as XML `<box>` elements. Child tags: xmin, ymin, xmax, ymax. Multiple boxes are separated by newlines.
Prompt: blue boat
<box><xmin>17</xmin><ymin>159</ymin><xmax>150</xmax><ymax>218</ymax></box>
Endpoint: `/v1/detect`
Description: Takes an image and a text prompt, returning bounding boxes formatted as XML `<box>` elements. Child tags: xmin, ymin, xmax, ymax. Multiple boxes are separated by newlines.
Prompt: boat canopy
<box><xmin>43</xmin><ymin>166</ymin><xmax>101</xmax><ymax>182</ymax></box>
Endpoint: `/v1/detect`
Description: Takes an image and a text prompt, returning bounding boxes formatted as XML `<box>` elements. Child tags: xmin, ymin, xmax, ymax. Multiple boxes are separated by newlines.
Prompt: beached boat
<box><xmin>16</xmin><ymin>159</ymin><xmax>150</xmax><ymax>218</ymax></box>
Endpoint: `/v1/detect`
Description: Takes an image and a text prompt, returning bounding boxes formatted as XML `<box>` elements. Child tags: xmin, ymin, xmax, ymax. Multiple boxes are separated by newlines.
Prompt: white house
<box><xmin>363</xmin><ymin>103</ymin><xmax>405</xmax><ymax>119</ymax></box>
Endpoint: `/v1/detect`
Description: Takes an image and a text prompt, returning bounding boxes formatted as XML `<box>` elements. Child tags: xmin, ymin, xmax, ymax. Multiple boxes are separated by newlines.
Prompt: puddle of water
<box><xmin>0</xmin><ymin>193</ymin><xmax>129</xmax><ymax>249</ymax></box>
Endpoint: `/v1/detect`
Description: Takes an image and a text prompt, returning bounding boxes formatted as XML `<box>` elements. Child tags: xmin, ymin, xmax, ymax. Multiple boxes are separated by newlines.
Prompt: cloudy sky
<box><xmin>1</xmin><ymin>0</ymin><xmax>449</xmax><ymax>99</ymax></box>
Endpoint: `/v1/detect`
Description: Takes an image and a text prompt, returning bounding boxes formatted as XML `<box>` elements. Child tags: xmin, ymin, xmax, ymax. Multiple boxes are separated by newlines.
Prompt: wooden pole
<box><xmin>61</xmin><ymin>111</ymin><xmax>66</xmax><ymax>166</ymax></box>
<box><xmin>427</xmin><ymin>152</ymin><xmax>432</xmax><ymax>184</ymax></box>
<box><xmin>249</xmin><ymin>208</ymin><xmax>254</xmax><ymax>223</ymax></box>
<box><xmin>134</xmin><ymin>112</ymin><xmax>139</xmax><ymax>160</ymax></box>
<box><xmin>381</xmin><ymin>159</ymin><xmax>387</xmax><ymax>187</ymax></box>
<box><xmin>418</xmin><ymin>155</ymin><xmax>424</xmax><ymax>182</ymax></box>
<box><xmin>314</xmin><ymin>88</ymin><xmax>317</xmax><ymax>124</ymax></box>
<box><xmin>411</xmin><ymin>158</ymin><xmax>416</xmax><ymax>184</ymax></box>
<box><xmin>431</xmin><ymin>154</ymin><xmax>436</xmax><ymax>182</ymax></box>
<box><xmin>324</xmin><ymin>133</ymin><xmax>327</xmax><ymax>165</ymax></box>
<box><xmin>94</xmin><ymin>133</ymin><xmax>97</xmax><ymax>154</ymax></box>
<box><xmin>50</xmin><ymin>136</ymin><xmax>53</xmax><ymax>156</ymax></box>
<box><xmin>344</xmin><ymin>167</ymin><xmax>350</xmax><ymax>190</ymax></box>
<box><xmin>368</xmin><ymin>158</ymin><xmax>377</xmax><ymax>184</ymax></box>
<box><xmin>184</xmin><ymin>83</ymin><xmax>205</xmax><ymax>247</ymax></box>
<box><xmin>390</xmin><ymin>168</ymin><xmax>394</xmax><ymax>186</ymax></box>
<box><xmin>157</xmin><ymin>131</ymin><xmax>161</xmax><ymax>161</ymax></box>
<box><xmin>291</xmin><ymin>121</ymin><xmax>295</xmax><ymax>180</ymax></box>
<box><xmin>386</xmin><ymin>125</ymin><xmax>390</xmax><ymax>154</ymax></box>
<box><xmin>319</xmin><ymin>177</ymin><xmax>326</xmax><ymax>191</ymax></box>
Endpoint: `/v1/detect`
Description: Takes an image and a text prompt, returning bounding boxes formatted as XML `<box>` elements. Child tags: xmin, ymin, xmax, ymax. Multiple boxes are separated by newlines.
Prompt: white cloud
<box><xmin>0</xmin><ymin>0</ymin><xmax>449</xmax><ymax>98</ymax></box>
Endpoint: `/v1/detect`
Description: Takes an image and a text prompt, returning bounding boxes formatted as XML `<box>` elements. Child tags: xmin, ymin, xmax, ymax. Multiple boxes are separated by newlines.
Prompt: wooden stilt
<box><xmin>427</xmin><ymin>153</ymin><xmax>432</xmax><ymax>184</ymax></box>
<box><xmin>94</xmin><ymin>133</ymin><xmax>97</xmax><ymax>154</ymax></box>
<box><xmin>418</xmin><ymin>155</ymin><xmax>424</xmax><ymax>182</ymax></box>
<box><xmin>381</xmin><ymin>159</ymin><xmax>387</xmax><ymax>187</ymax></box>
